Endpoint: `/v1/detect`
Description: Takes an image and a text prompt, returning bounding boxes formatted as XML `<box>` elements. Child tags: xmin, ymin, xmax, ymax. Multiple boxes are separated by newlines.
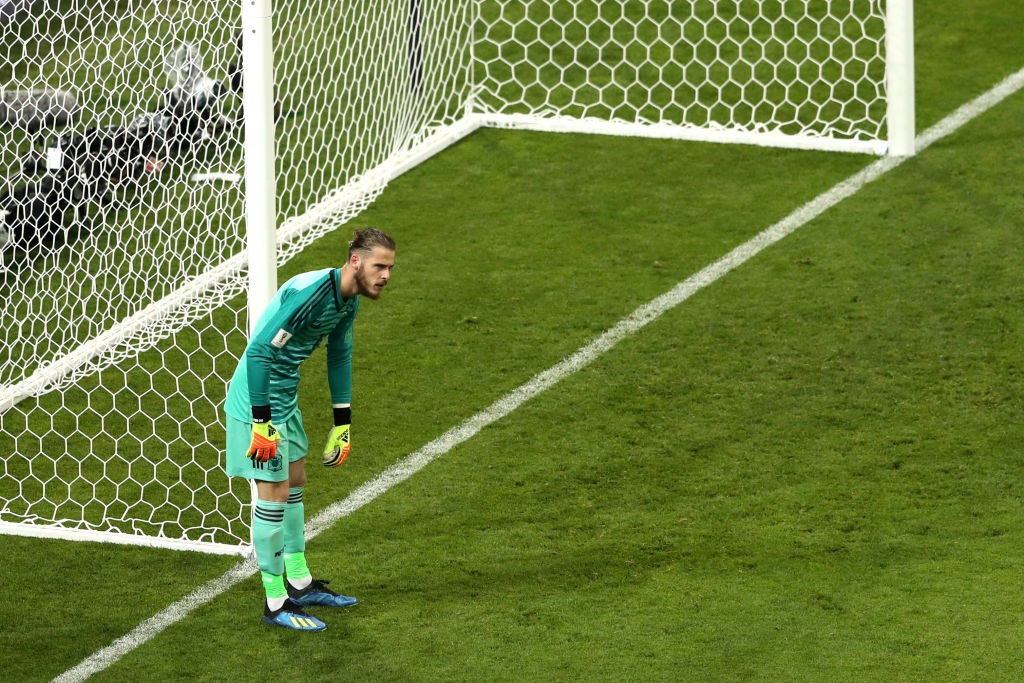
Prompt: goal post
<box><xmin>242</xmin><ymin>0</ymin><xmax>279</xmax><ymax>326</ymax></box>
<box><xmin>0</xmin><ymin>0</ymin><xmax>913</xmax><ymax>556</ymax></box>
<box><xmin>886</xmin><ymin>0</ymin><xmax>916</xmax><ymax>156</ymax></box>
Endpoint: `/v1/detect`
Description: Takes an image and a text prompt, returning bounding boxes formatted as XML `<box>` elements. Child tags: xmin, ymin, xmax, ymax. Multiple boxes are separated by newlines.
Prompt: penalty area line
<box><xmin>53</xmin><ymin>65</ymin><xmax>1024</xmax><ymax>683</ymax></box>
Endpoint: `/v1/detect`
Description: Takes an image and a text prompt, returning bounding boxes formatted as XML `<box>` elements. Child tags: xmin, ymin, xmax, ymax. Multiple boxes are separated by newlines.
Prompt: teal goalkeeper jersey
<box><xmin>225</xmin><ymin>267</ymin><xmax>360</xmax><ymax>422</ymax></box>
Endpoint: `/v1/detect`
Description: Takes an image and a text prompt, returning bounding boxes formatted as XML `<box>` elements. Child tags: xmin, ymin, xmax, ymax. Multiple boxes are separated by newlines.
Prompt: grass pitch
<box><xmin>2</xmin><ymin>2</ymin><xmax>1023</xmax><ymax>681</ymax></box>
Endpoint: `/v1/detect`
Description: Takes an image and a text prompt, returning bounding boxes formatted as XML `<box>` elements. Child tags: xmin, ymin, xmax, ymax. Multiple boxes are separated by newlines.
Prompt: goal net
<box><xmin>474</xmin><ymin>0</ymin><xmax>905</xmax><ymax>154</ymax></box>
<box><xmin>0</xmin><ymin>0</ymin><xmax>909</xmax><ymax>555</ymax></box>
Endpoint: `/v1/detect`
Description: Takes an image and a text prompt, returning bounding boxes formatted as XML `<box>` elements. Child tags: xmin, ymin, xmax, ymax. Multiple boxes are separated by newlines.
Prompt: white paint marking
<box><xmin>53</xmin><ymin>66</ymin><xmax>1024</xmax><ymax>683</ymax></box>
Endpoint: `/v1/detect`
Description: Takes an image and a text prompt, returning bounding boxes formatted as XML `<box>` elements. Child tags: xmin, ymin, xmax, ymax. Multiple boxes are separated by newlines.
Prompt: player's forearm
<box><xmin>325</xmin><ymin>341</ymin><xmax>353</xmax><ymax>404</ymax></box>
<box><xmin>326</xmin><ymin>366</ymin><xmax>352</xmax><ymax>405</ymax></box>
<box><xmin>245</xmin><ymin>343</ymin><xmax>276</xmax><ymax>412</ymax></box>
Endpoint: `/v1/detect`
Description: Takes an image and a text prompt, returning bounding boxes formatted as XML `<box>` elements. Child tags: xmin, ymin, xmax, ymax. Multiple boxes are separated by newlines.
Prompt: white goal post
<box><xmin>0</xmin><ymin>0</ymin><xmax>914</xmax><ymax>555</ymax></box>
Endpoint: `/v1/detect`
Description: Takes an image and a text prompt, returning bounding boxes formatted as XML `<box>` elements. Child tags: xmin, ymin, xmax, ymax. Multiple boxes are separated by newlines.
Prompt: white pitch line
<box><xmin>53</xmin><ymin>66</ymin><xmax>1024</xmax><ymax>683</ymax></box>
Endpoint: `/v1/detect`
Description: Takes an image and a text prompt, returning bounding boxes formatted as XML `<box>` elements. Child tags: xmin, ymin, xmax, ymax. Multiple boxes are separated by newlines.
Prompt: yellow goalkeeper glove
<box><xmin>323</xmin><ymin>406</ymin><xmax>351</xmax><ymax>468</ymax></box>
<box><xmin>247</xmin><ymin>421</ymin><xmax>280</xmax><ymax>463</ymax></box>
<box><xmin>323</xmin><ymin>424</ymin><xmax>350</xmax><ymax>468</ymax></box>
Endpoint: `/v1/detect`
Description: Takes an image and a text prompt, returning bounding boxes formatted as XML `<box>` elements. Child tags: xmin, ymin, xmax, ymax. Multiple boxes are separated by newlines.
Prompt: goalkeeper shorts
<box><xmin>225</xmin><ymin>409</ymin><xmax>309</xmax><ymax>482</ymax></box>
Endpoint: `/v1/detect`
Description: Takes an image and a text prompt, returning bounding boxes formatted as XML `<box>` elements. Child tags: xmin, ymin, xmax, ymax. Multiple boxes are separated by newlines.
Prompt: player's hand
<box><xmin>322</xmin><ymin>424</ymin><xmax>351</xmax><ymax>468</ymax></box>
<box><xmin>248</xmin><ymin>422</ymin><xmax>281</xmax><ymax>462</ymax></box>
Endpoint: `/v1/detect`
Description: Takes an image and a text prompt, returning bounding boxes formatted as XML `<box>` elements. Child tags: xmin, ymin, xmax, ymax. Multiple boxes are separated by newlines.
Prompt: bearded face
<box><xmin>351</xmin><ymin>246</ymin><xmax>395</xmax><ymax>299</ymax></box>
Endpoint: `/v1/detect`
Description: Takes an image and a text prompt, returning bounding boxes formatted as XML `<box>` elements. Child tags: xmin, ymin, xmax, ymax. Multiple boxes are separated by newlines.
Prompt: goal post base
<box><xmin>0</xmin><ymin>521</ymin><xmax>251</xmax><ymax>557</ymax></box>
<box><xmin>476</xmin><ymin>113</ymin><xmax>889</xmax><ymax>156</ymax></box>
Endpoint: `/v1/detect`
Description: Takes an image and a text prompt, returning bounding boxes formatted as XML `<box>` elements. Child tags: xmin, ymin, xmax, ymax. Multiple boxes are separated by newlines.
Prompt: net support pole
<box><xmin>241</xmin><ymin>0</ymin><xmax>277</xmax><ymax>546</ymax></box>
<box><xmin>886</xmin><ymin>0</ymin><xmax>915</xmax><ymax>156</ymax></box>
<box><xmin>242</xmin><ymin>0</ymin><xmax>278</xmax><ymax>324</ymax></box>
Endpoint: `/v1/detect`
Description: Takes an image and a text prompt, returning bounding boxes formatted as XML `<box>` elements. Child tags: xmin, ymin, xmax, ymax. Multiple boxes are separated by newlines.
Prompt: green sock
<box><xmin>261</xmin><ymin>571</ymin><xmax>287</xmax><ymax>601</ymax></box>
<box><xmin>253</xmin><ymin>499</ymin><xmax>286</xmax><ymax>601</ymax></box>
<box><xmin>285</xmin><ymin>552</ymin><xmax>311</xmax><ymax>585</ymax></box>
<box><xmin>284</xmin><ymin>487</ymin><xmax>311</xmax><ymax>587</ymax></box>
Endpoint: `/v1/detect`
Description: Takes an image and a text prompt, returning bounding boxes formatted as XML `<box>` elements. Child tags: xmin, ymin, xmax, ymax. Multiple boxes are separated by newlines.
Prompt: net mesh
<box><xmin>474</xmin><ymin>0</ymin><xmax>887</xmax><ymax>148</ymax></box>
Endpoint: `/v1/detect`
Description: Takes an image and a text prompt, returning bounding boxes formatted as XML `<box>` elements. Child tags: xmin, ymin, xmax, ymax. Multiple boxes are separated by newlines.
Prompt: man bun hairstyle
<box><xmin>348</xmin><ymin>227</ymin><xmax>396</xmax><ymax>258</ymax></box>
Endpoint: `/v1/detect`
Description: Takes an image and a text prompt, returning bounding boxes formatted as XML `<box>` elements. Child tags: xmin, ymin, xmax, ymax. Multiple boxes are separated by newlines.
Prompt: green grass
<box><xmin>3</xmin><ymin>0</ymin><xmax>1024</xmax><ymax>681</ymax></box>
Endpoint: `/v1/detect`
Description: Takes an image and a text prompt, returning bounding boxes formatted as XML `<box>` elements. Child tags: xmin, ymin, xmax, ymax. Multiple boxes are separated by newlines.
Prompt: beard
<box><xmin>354</xmin><ymin>264</ymin><xmax>383</xmax><ymax>299</ymax></box>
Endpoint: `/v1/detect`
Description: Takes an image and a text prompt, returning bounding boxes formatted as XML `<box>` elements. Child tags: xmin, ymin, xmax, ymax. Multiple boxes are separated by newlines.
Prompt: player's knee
<box><xmin>288</xmin><ymin>460</ymin><xmax>307</xmax><ymax>488</ymax></box>
<box><xmin>257</xmin><ymin>480</ymin><xmax>290</xmax><ymax>503</ymax></box>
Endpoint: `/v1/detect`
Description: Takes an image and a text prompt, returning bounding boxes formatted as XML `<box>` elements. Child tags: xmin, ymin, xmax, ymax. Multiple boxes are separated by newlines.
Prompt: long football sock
<box><xmin>284</xmin><ymin>487</ymin><xmax>312</xmax><ymax>590</ymax></box>
<box><xmin>261</xmin><ymin>572</ymin><xmax>287</xmax><ymax>612</ymax></box>
<box><xmin>254</xmin><ymin>499</ymin><xmax>287</xmax><ymax>608</ymax></box>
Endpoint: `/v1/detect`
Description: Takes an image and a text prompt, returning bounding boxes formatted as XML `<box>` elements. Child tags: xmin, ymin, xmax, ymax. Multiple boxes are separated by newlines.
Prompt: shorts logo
<box><xmin>271</xmin><ymin>329</ymin><xmax>293</xmax><ymax>348</ymax></box>
<box><xmin>250</xmin><ymin>454</ymin><xmax>284</xmax><ymax>473</ymax></box>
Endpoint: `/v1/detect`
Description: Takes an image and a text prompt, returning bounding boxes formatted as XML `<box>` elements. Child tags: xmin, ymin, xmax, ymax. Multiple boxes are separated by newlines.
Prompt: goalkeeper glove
<box><xmin>247</xmin><ymin>406</ymin><xmax>280</xmax><ymax>462</ymax></box>
<box><xmin>323</xmin><ymin>425</ymin><xmax>350</xmax><ymax>467</ymax></box>
<box><xmin>323</xmin><ymin>406</ymin><xmax>351</xmax><ymax>468</ymax></box>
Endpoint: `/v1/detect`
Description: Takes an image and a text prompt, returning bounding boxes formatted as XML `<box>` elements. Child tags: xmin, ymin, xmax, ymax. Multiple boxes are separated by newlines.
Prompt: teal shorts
<box><xmin>225</xmin><ymin>410</ymin><xmax>309</xmax><ymax>482</ymax></box>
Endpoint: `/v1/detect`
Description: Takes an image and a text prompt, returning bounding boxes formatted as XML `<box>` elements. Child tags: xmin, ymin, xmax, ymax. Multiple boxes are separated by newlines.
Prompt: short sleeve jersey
<box><xmin>225</xmin><ymin>267</ymin><xmax>360</xmax><ymax>422</ymax></box>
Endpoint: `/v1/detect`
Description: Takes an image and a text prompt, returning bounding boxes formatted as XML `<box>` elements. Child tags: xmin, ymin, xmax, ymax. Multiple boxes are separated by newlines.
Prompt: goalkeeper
<box><xmin>224</xmin><ymin>227</ymin><xmax>396</xmax><ymax>631</ymax></box>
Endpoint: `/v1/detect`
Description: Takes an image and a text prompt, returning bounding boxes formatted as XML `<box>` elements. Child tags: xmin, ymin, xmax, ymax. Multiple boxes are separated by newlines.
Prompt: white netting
<box><xmin>0</xmin><ymin>1</ymin><xmax>473</xmax><ymax>553</ymax></box>
<box><xmin>474</xmin><ymin>0</ymin><xmax>888</xmax><ymax>152</ymax></box>
<box><xmin>0</xmin><ymin>1</ymin><xmax>897</xmax><ymax>554</ymax></box>
<box><xmin>0</xmin><ymin>1</ymin><xmax>252</xmax><ymax>551</ymax></box>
